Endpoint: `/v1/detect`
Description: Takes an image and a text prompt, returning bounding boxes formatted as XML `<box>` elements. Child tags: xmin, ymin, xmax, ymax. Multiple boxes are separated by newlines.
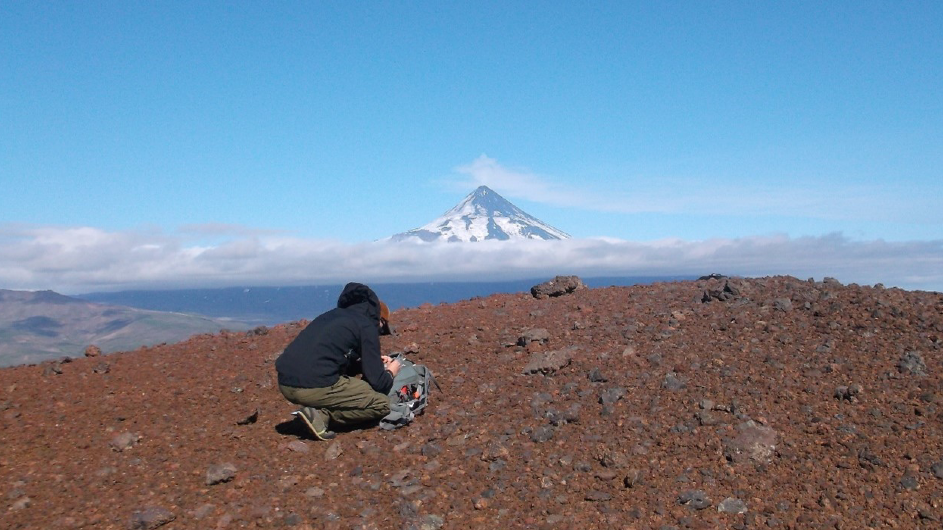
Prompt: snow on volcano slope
<box><xmin>388</xmin><ymin>186</ymin><xmax>570</xmax><ymax>242</ymax></box>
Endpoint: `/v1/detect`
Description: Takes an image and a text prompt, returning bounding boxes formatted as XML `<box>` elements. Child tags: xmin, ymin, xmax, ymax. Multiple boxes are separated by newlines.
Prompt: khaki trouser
<box><xmin>280</xmin><ymin>376</ymin><xmax>391</xmax><ymax>428</ymax></box>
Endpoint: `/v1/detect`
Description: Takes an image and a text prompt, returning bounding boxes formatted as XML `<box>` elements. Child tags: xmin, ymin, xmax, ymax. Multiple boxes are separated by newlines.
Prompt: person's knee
<box><xmin>368</xmin><ymin>394</ymin><xmax>391</xmax><ymax>417</ymax></box>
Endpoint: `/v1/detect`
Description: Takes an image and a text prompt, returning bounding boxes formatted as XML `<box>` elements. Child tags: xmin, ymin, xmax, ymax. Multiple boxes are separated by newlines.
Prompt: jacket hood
<box><xmin>337</xmin><ymin>282</ymin><xmax>382</xmax><ymax>321</ymax></box>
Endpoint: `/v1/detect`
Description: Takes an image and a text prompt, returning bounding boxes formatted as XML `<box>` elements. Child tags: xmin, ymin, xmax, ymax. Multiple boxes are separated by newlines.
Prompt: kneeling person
<box><xmin>276</xmin><ymin>282</ymin><xmax>401</xmax><ymax>440</ymax></box>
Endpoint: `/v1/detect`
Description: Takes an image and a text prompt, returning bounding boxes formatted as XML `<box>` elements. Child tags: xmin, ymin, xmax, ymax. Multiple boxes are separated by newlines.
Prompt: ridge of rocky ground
<box><xmin>1</xmin><ymin>275</ymin><xmax>941</xmax><ymax>529</ymax></box>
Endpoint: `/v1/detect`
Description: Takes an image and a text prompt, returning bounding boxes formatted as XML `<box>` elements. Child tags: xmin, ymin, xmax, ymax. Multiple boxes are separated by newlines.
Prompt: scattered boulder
<box><xmin>325</xmin><ymin>440</ymin><xmax>343</xmax><ymax>460</ymax></box>
<box><xmin>598</xmin><ymin>387</ymin><xmax>626</xmax><ymax>405</ymax></box>
<box><xmin>717</xmin><ymin>497</ymin><xmax>748</xmax><ymax>514</ymax></box>
<box><xmin>701</xmin><ymin>280</ymin><xmax>741</xmax><ymax>303</ymax></box>
<box><xmin>42</xmin><ymin>362</ymin><xmax>63</xmax><ymax>376</ymax></box>
<box><xmin>678</xmin><ymin>489</ymin><xmax>711</xmax><ymax>510</ymax></box>
<box><xmin>110</xmin><ymin>432</ymin><xmax>140</xmax><ymax>452</ymax></box>
<box><xmin>834</xmin><ymin>384</ymin><xmax>863</xmax><ymax>401</ymax></box>
<box><xmin>698</xmin><ymin>273</ymin><xmax>727</xmax><ymax>280</ymax></box>
<box><xmin>723</xmin><ymin>421</ymin><xmax>778</xmax><ymax>464</ymax></box>
<box><xmin>530</xmin><ymin>276</ymin><xmax>585</xmax><ymax>299</ymax></box>
<box><xmin>84</xmin><ymin>345</ymin><xmax>101</xmax><ymax>358</ymax></box>
<box><xmin>898</xmin><ymin>351</ymin><xmax>927</xmax><ymax>376</ymax></box>
<box><xmin>129</xmin><ymin>506</ymin><xmax>175</xmax><ymax>530</ymax></box>
<box><xmin>772</xmin><ymin>298</ymin><xmax>793</xmax><ymax>312</ymax></box>
<box><xmin>205</xmin><ymin>463</ymin><xmax>237</xmax><ymax>485</ymax></box>
<box><xmin>518</xmin><ymin>328</ymin><xmax>550</xmax><ymax>346</ymax></box>
<box><xmin>530</xmin><ymin>426</ymin><xmax>555</xmax><ymax>443</ymax></box>
<box><xmin>522</xmin><ymin>349</ymin><xmax>572</xmax><ymax>375</ymax></box>
<box><xmin>236</xmin><ymin>409</ymin><xmax>259</xmax><ymax>425</ymax></box>
<box><xmin>662</xmin><ymin>372</ymin><xmax>685</xmax><ymax>391</ymax></box>
<box><xmin>584</xmin><ymin>490</ymin><xmax>612</xmax><ymax>502</ymax></box>
<box><xmin>286</xmin><ymin>440</ymin><xmax>309</xmax><ymax>453</ymax></box>
<box><xmin>931</xmin><ymin>461</ymin><xmax>943</xmax><ymax>479</ymax></box>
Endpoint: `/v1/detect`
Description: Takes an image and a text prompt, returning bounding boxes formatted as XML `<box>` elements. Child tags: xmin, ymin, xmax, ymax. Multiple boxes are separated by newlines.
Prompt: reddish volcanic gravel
<box><xmin>1</xmin><ymin>276</ymin><xmax>942</xmax><ymax>529</ymax></box>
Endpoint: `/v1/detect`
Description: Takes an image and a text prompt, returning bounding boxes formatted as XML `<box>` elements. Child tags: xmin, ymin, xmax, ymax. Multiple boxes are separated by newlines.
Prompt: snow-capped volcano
<box><xmin>388</xmin><ymin>186</ymin><xmax>570</xmax><ymax>242</ymax></box>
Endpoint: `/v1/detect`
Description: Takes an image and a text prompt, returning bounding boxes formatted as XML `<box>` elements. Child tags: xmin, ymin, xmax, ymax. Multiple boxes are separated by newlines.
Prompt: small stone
<box><xmin>587</xmin><ymin>368</ymin><xmax>607</xmax><ymax>382</ymax></box>
<box><xmin>305</xmin><ymin>487</ymin><xmax>325</xmax><ymax>498</ymax></box>
<box><xmin>623</xmin><ymin>469</ymin><xmax>642</xmax><ymax>488</ymax></box>
<box><xmin>773</xmin><ymin>298</ymin><xmax>793</xmax><ymax>312</ymax></box>
<box><xmin>662</xmin><ymin>373</ymin><xmax>685</xmax><ymax>391</ymax></box>
<box><xmin>236</xmin><ymin>409</ymin><xmax>258</xmax><ymax>425</ymax></box>
<box><xmin>325</xmin><ymin>440</ymin><xmax>343</xmax><ymax>460</ymax></box>
<box><xmin>84</xmin><ymin>345</ymin><xmax>102</xmax><ymax>357</ymax></box>
<box><xmin>205</xmin><ymin>463</ymin><xmax>237</xmax><ymax>485</ymax></box>
<box><xmin>421</xmin><ymin>443</ymin><xmax>442</xmax><ymax>457</ymax></box>
<box><xmin>931</xmin><ymin>461</ymin><xmax>943</xmax><ymax>479</ymax></box>
<box><xmin>518</xmin><ymin>328</ymin><xmax>551</xmax><ymax>346</ymax></box>
<box><xmin>718</xmin><ymin>497</ymin><xmax>748</xmax><ymax>514</ymax></box>
<box><xmin>287</xmin><ymin>440</ymin><xmax>309</xmax><ymax>453</ymax></box>
<box><xmin>110</xmin><ymin>432</ymin><xmax>139</xmax><ymax>452</ymax></box>
<box><xmin>599</xmin><ymin>387</ymin><xmax>626</xmax><ymax>405</ymax></box>
<box><xmin>898</xmin><ymin>351</ymin><xmax>927</xmax><ymax>376</ymax></box>
<box><xmin>190</xmin><ymin>504</ymin><xmax>215</xmax><ymax>520</ymax></box>
<box><xmin>584</xmin><ymin>490</ymin><xmax>611</xmax><ymax>502</ymax></box>
<box><xmin>129</xmin><ymin>506</ymin><xmax>175</xmax><ymax>530</ymax></box>
<box><xmin>678</xmin><ymin>489</ymin><xmax>712</xmax><ymax>510</ymax></box>
<box><xmin>10</xmin><ymin>496</ymin><xmax>30</xmax><ymax>510</ymax></box>
<box><xmin>531</xmin><ymin>426</ymin><xmax>555</xmax><ymax>443</ymax></box>
<box><xmin>523</xmin><ymin>349</ymin><xmax>573</xmax><ymax>375</ymax></box>
<box><xmin>696</xmin><ymin>410</ymin><xmax>720</xmax><ymax>426</ymax></box>
<box><xmin>530</xmin><ymin>276</ymin><xmax>585</xmax><ymax>299</ymax></box>
<box><xmin>900</xmin><ymin>475</ymin><xmax>919</xmax><ymax>490</ymax></box>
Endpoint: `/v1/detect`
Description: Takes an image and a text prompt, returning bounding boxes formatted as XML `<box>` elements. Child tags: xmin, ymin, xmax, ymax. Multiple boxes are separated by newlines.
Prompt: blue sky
<box><xmin>2</xmin><ymin>2</ymin><xmax>942</xmax><ymax>293</ymax></box>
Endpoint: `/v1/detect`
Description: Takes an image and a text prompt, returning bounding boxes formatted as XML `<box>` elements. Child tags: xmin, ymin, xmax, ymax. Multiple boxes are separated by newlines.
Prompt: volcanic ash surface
<box><xmin>1</xmin><ymin>275</ymin><xmax>942</xmax><ymax>529</ymax></box>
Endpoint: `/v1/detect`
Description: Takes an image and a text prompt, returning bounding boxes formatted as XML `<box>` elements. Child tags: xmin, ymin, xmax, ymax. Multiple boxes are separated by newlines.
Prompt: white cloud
<box><xmin>1</xmin><ymin>224</ymin><xmax>941</xmax><ymax>294</ymax></box>
<box><xmin>451</xmin><ymin>155</ymin><xmax>943</xmax><ymax>224</ymax></box>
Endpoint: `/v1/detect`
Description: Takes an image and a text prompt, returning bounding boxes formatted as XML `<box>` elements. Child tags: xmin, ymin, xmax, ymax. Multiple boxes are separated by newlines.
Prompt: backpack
<box><xmin>379</xmin><ymin>354</ymin><xmax>438</xmax><ymax>430</ymax></box>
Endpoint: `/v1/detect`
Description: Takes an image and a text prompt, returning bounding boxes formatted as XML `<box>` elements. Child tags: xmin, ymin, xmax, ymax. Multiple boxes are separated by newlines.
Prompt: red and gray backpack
<box><xmin>380</xmin><ymin>353</ymin><xmax>438</xmax><ymax>430</ymax></box>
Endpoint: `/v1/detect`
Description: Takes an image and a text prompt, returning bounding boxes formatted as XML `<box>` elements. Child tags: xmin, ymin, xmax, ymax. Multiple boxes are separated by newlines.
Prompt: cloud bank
<box><xmin>1</xmin><ymin>224</ymin><xmax>941</xmax><ymax>294</ymax></box>
<box><xmin>454</xmin><ymin>155</ymin><xmax>943</xmax><ymax>224</ymax></box>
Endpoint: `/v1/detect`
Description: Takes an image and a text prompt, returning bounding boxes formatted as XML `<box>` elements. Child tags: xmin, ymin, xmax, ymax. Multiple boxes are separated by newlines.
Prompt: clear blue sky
<box><xmin>2</xmin><ymin>2</ymin><xmax>942</xmax><ymax>293</ymax></box>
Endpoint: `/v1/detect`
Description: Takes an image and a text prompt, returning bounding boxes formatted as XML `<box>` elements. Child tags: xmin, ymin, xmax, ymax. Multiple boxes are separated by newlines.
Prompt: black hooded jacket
<box><xmin>275</xmin><ymin>283</ymin><xmax>393</xmax><ymax>394</ymax></box>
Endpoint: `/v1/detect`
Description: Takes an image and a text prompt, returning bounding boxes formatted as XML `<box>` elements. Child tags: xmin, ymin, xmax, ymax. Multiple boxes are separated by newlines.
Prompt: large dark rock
<box><xmin>522</xmin><ymin>349</ymin><xmax>573</xmax><ymax>374</ymax></box>
<box><xmin>530</xmin><ymin>276</ymin><xmax>585</xmax><ymax>299</ymax></box>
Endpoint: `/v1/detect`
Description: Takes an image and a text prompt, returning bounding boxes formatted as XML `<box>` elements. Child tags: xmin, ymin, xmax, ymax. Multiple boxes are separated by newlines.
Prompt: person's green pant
<box><xmin>279</xmin><ymin>376</ymin><xmax>391</xmax><ymax>428</ymax></box>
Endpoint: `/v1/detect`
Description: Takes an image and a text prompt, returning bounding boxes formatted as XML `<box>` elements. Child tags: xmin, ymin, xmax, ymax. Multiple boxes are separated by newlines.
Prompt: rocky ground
<box><xmin>1</xmin><ymin>275</ymin><xmax>941</xmax><ymax>529</ymax></box>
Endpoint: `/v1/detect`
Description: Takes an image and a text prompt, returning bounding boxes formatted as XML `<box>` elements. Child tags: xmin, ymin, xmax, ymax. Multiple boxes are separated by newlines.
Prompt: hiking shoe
<box><xmin>293</xmin><ymin>407</ymin><xmax>336</xmax><ymax>440</ymax></box>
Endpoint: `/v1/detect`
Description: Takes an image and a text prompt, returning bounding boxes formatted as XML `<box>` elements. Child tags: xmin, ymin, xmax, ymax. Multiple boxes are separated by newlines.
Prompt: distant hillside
<box><xmin>0</xmin><ymin>289</ymin><xmax>252</xmax><ymax>367</ymax></box>
<box><xmin>77</xmin><ymin>276</ymin><xmax>693</xmax><ymax>326</ymax></box>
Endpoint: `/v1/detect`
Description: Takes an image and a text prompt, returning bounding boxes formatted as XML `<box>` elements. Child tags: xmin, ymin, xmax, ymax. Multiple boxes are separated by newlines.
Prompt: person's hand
<box><xmin>381</xmin><ymin>355</ymin><xmax>393</xmax><ymax>364</ymax></box>
<box><xmin>386</xmin><ymin>359</ymin><xmax>402</xmax><ymax>377</ymax></box>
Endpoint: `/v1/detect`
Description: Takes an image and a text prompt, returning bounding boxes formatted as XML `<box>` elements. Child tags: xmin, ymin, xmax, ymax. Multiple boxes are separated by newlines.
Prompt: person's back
<box><xmin>275</xmin><ymin>282</ymin><xmax>400</xmax><ymax>440</ymax></box>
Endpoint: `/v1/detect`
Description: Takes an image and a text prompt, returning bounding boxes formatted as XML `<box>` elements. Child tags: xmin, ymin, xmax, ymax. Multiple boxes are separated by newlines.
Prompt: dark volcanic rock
<box><xmin>1</xmin><ymin>275</ymin><xmax>942</xmax><ymax>530</ymax></box>
<box><xmin>723</xmin><ymin>420</ymin><xmax>778</xmax><ymax>464</ymax></box>
<box><xmin>530</xmin><ymin>275</ymin><xmax>585</xmax><ymax>299</ymax></box>
<box><xmin>205</xmin><ymin>463</ymin><xmax>237</xmax><ymax>485</ymax></box>
<box><xmin>129</xmin><ymin>506</ymin><xmax>175</xmax><ymax>529</ymax></box>
<box><xmin>678</xmin><ymin>489</ymin><xmax>712</xmax><ymax>510</ymax></box>
<box><xmin>898</xmin><ymin>351</ymin><xmax>928</xmax><ymax>376</ymax></box>
<box><xmin>522</xmin><ymin>349</ymin><xmax>572</xmax><ymax>374</ymax></box>
<box><xmin>518</xmin><ymin>328</ymin><xmax>550</xmax><ymax>346</ymax></box>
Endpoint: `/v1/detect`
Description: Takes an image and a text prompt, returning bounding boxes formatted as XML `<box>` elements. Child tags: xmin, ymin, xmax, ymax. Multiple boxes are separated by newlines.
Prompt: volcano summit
<box><xmin>388</xmin><ymin>186</ymin><xmax>570</xmax><ymax>242</ymax></box>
